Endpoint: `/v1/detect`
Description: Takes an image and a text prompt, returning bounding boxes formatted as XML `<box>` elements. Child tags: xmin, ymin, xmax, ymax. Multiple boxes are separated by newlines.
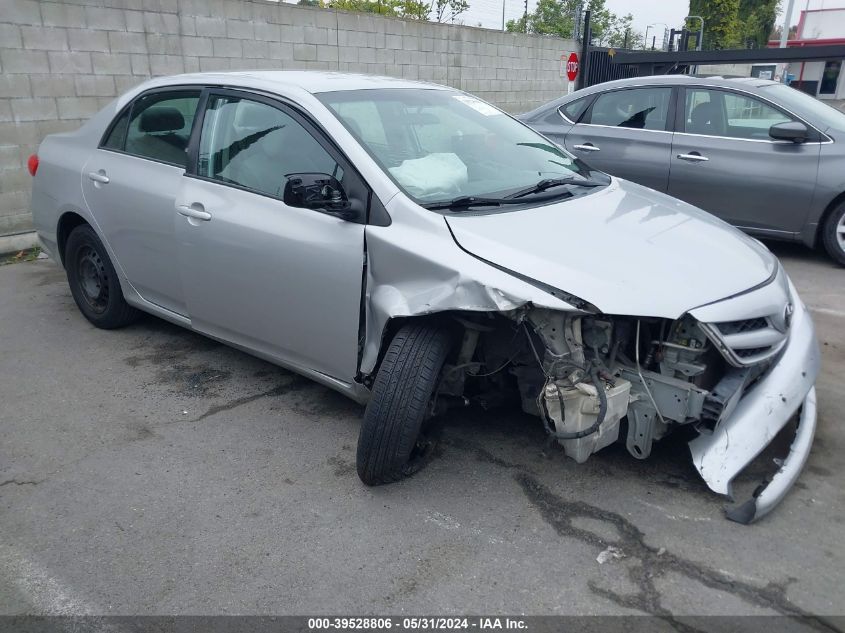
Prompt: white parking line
<box><xmin>809</xmin><ymin>306</ymin><xmax>845</xmax><ymax>319</ymax></box>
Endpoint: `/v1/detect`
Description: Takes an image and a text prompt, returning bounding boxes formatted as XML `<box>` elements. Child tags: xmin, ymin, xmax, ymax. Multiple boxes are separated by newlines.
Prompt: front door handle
<box><xmin>573</xmin><ymin>143</ymin><xmax>600</xmax><ymax>152</ymax></box>
<box><xmin>677</xmin><ymin>152</ymin><xmax>709</xmax><ymax>162</ymax></box>
<box><xmin>176</xmin><ymin>204</ymin><xmax>212</xmax><ymax>221</ymax></box>
<box><xmin>88</xmin><ymin>171</ymin><xmax>110</xmax><ymax>184</ymax></box>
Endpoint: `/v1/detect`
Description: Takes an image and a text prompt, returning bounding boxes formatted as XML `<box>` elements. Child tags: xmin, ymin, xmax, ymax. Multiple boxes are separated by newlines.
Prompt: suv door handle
<box><xmin>573</xmin><ymin>143</ymin><xmax>600</xmax><ymax>152</ymax></box>
<box><xmin>677</xmin><ymin>152</ymin><xmax>709</xmax><ymax>162</ymax></box>
<box><xmin>176</xmin><ymin>204</ymin><xmax>212</xmax><ymax>221</ymax></box>
<box><xmin>88</xmin><ymin>171</ymin><xmax>110</xmax><ymax>184</ymax></box>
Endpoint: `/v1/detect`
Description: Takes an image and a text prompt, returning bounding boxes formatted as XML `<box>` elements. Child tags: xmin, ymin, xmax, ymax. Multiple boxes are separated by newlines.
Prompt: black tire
<box><xmin>821</xmin><ymin>202</ymin><xmax>845</xmax><ymax>267</ymax></box>
<box><xmin>357</xmin><ymin>324</ymin><xmax>452</xmax><ymax>486</ymax></box>
<box><xmin>65</xmin><ymin>224</ymin><xmax>139</xmax><ymax>329</ymax></box>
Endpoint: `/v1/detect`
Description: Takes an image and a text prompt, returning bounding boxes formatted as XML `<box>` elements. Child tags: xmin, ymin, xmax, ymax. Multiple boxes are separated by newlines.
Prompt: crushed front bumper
<box><xmin>688</xmin><ymin>286</ymin><xmax>821</xmax><ymax>524</ymax></box>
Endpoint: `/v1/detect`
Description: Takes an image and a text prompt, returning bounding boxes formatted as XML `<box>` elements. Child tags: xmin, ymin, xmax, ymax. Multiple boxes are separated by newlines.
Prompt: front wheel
<box><xmin>65</xmin><ymin>224</ymin><xmax>139</xmax><ymax>329</ymax></box>
<box><xmin>821</xmin><ymin>202</ymin><xmax>845</xmax><ymax>267</ymax></box>
<box><xmin>356</xmin><ymin>324</ymin><xmax>452</xmax><ymax>486</ymax></box>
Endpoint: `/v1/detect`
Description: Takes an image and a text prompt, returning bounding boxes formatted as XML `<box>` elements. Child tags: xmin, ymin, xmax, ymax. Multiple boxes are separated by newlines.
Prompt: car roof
<box><xmin>580</xmin><ymin>74</ymin><xmax>780</xmax><ymax>92</ymax></box>
<box><xmin>146</xmin><ymin>70</ymin><xmax>449</xmax><ymax>94</ymax></box>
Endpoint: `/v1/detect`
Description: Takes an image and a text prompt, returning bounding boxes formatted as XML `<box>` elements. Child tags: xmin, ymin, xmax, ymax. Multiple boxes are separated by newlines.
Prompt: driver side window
<box><xmin>198</xmin><ymin>95</ymin><xmax>342</xmax><ymax>199</ymax></box>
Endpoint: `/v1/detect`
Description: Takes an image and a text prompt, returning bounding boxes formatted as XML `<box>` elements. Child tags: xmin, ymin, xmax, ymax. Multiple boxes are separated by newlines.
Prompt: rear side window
<box><xmin>197</xmin><ymin>94</ymin><xmax>342</xmax><ymax>199</ymax></box>
<box><xmin>559</xmin><ymin>97</ymin><xmax>589</xmax><ymax>123</ymax></box>
<box><xmin>684</xmin><ymin>88</ymin><xmax>792</xmax><ymax>139</ymax></box>
<box><xmin>584</xmin><ymin>88</ymin><xmax>672</xmax><ymax>131</ymax></box>
<box><xmin>118</xmin><ymin>90</ymin><xmax>201</xmax><ymax>167</ymax></box>
<box><xmin>102</xmin><ymin>110</ymin><xmax>129</xmax><ymax>150</ymax></box>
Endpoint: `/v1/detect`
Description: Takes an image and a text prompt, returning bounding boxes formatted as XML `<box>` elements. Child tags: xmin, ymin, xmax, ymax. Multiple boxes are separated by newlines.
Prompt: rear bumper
<box><xmin>688</xmin><ymin>287</ymin><xmax>821</xmax><ymax>523</ymax></box>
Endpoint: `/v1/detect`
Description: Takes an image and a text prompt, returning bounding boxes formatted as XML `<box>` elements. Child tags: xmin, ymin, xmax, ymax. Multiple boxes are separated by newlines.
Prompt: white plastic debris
<box><xmin>596</xmin><ymin>545</ymin><xmax>625</xmax><ymax>564</ymax></box>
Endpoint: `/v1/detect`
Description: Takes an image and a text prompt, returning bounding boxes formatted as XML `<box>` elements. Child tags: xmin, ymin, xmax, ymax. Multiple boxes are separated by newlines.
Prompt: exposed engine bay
<box><xmin>436</xmin><ymin>308</ymin><xmax>773</xmax><ymax>468</ymax></box>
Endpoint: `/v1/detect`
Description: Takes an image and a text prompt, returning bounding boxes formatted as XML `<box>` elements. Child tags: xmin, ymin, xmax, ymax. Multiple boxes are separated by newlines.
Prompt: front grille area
<box><xmin>701</xmin><ymin>315</ymin><xmax>790</xmax><ymax>367</ymax></box>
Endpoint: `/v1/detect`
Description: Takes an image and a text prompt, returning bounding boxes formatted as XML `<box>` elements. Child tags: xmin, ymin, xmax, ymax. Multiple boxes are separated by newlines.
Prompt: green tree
<box><xmin>505</xmin><ymin>0</ymin><xmax>635</xmax><ymax>46</ymax></box>
<box><xmin>737</xmin><ymin>0</ymin><xmax>779</xmax><ymax>48</ymax></box>
<box><xmin>688</xmin><ymin>0</ymin><xmax>741</xmax><ymax>49</ymax></box>
<box><xmin>432</xmin><ymin>0</ymin><xmax>470</xmax><ymax>23</ymax></box>
<box><xmin>328</xmin><ymin>0</ymin><xmax>430</xmax><ymax>18</ymax></box>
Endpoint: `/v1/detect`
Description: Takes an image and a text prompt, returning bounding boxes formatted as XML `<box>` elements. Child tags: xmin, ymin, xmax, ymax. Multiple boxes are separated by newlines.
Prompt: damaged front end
<box><xmin>428</xmin><ymin>265</ymin><xmax>819</xmax><ymax>524</ymax></box>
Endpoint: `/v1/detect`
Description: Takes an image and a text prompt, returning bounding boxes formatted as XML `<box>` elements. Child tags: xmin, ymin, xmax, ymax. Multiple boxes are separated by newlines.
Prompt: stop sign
<box><xmin>566</xmin><ymin>52</ymin><xmax>579</xmax><ymax>81</ymax></box>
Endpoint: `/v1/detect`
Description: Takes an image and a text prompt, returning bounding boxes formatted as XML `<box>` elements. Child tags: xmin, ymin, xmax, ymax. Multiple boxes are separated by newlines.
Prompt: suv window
<box><xmin>584</xmin><ymin>88</ymin><xmax>671</xmax><ymax>130</ymax></box>
<box><xmin>117</xmin><ymin>90</ymin><xmax>201</xmax><ymax>167</ymax></box>
<box><xmin>198</xmin><ymin>95</ymin><xmax>341</xmax><ymax>199</ymax></box>
<box><xmin>684</xmin><ymin>89</ymin><xmax>792</xmax><ymax>139</ymax></box>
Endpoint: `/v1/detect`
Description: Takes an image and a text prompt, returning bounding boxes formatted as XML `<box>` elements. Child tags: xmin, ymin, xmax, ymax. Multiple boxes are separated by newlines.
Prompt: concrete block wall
<box><xmin>0</xmin><ymin>0</ymin><xmax>576</xmax><ymax>242</ymax></box>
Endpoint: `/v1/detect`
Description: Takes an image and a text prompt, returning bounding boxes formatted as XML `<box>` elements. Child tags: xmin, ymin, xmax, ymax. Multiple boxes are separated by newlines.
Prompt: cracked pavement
<box><xmin>0</xmin><ymin>243</ymin><xmax>844</xmax><ymax>622</ymax></box>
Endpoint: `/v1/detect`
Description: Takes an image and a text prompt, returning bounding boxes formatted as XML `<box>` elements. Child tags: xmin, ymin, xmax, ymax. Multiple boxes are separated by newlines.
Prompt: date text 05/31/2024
<box><xmin>307</xmin><ymin>617</ymin><xmax>528</xmax><ymax>630</ymax></box>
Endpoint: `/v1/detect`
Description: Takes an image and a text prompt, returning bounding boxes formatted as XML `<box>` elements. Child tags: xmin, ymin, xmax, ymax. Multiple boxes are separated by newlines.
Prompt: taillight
<box><xmin>27</xmin><ymin>154</ymin><xmax>39</xmax><ymax>176</ymax></box>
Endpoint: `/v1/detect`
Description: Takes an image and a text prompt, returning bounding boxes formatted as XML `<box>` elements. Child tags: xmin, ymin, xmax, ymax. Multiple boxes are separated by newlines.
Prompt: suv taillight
<box><xmin>27</xmin><ymin>154</ymin><xmax>38</xmax><ymax>176</ymax></box>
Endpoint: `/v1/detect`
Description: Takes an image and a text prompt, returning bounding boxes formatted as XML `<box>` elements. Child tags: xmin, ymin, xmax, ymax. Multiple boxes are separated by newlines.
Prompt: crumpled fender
<box><xmin>360</xmin><ymin>206</ymin><xmax>577</xmax><ymax>375</ymax></box>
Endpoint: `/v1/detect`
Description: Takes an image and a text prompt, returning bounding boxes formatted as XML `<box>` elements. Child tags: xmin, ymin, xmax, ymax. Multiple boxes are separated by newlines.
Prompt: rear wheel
<box><xmin>821</xmin><ymin>201</ymin><xmax>845</xmax><ymax>267</ymax></box>
<box><xmin>65</xmin><ymin>224</ymin><xmax>139</xmax><ymax>329</ymax></box>
<box><xmin>356</xmin><ymin>324</ymin><xmax>452</xmax><ymax>486</ymax></box>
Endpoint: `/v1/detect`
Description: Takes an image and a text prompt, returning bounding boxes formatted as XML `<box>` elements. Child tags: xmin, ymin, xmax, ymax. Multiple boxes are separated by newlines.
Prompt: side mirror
<box><xmin>769</xmin><ymin>121</ymin><xmax>808</xmax><ymax>143</ymax></box>
<box><xmin>282</xmin><ymin>173</ymin><xmax>360</xmax><ymax>221</ymax></box>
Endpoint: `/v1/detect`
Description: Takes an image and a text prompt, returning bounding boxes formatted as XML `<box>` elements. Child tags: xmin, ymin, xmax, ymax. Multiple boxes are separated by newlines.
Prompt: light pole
<box><xmin>685</xmin><ymin>15</ymin><xmax>704</xmax><ymax>51</ymax></box>
<box><xmin>644</xmin><ymin>23</ymin><xmax>668</xmax><ymax>50</ymax></box>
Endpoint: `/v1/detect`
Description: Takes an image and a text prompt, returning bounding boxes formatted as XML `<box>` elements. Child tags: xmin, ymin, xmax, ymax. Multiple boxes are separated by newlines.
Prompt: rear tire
<box><xmin>821</xmin><ymin>202</ymin><xmax>845</xmax><ymax>267</ymax></box>
<box><xmin>356</xmin><ymin>324</ymin><xmax>452</xmax><ymax>486</ymax></box>
<box><xmin>65</xmin><ymin>224</ymin><xmax>139</xmax><ymax>329</ymax></box>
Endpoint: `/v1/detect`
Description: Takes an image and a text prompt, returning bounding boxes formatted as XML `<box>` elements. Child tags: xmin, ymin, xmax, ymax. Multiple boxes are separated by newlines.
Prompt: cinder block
<box><xmin>268</xmin><ymin>42</ymin><xmax>293</xmax><ymax>60</ymax></box>
<box><xmin>254</xmin><ymin>22</ymin><xmax>280</xmax><ymax>41</ymax></box>
<box><xmin>293</xmin><ymin>43</ymin><xmax>317</xmax><ymax>62</ymax></box>
<box><xmin>226</xmin><ymin>20</ymin><xmax>253</xmax><ymax>40</ymax></box>
<box><xmin>149</xmin><ymin>54</ymin><xmax>185</xmax><ymax>75</ymax></box>
<box><xmin>11</xmin><ymin>98</ymin><xmax>57</xmax><ymax>123</ymax></box>
<box><xmin>108</xmin><ymin>31</ymin><xmax>147</xmax><ymax>54</ymax></box>
<box><xmin>125</xmin><ymin>10</ymin><xmax>145</xmax><ymax>32</ymax></box>
<box><xmin>0</xmin><ymin>24</ymin><xmax>23</xmax><ymax>50</ymax></box>
<box><xmin>195</xmin><ymin>16</ymin><xmax>226</xmax><ymax>37</ymax></box>
<box><xmin>143</xmin><ymin>11</ymin><xmax>180</xmax><ymax>34</ymax></box>
<box><xmin>6</xmin><ymin>0</ymin><xmax>41</xmax><ymax>26</ymax></box>
<box><xmin>0</xmin><ymin>144</ymin><xmax>22</xmax><ymax>171</ymax></box>
<box><xmin>74</xmin><ymin>75</ymin><xmax>115</xmax><ymax>96</ymax></box>
<box><xmin>212</xmin><ymin>38</ymin><xmax>242</xmax><ymax>58</ymax></box>
<box><xmin>56</xmin><ymin>96</ymin><xmax>100</xmax><ymax>119</ymax></box>
<box><xmin>30</xmin><ymin>74</ymin><xmax>75</xmax><ymax>97</ymax></box>
<box><xmin>181</xmin><ymin>36</ymin><xmax>213</xmax><ymax>57</ymax></box>
<box><xmin>242</xmin><ymin>40</ymin><xmax>268</xmax><ymax>59</ymax></box>
<box><xmin>386</xmin><ymin>34</ymin><xmax>402</xmax><ymax>49</ymax></box>
<box><xmin>0</xmin><ymin>101</ymin><xmax>12</xmax><ymax>123</ymax></box>
<box><xmin>67</xmin><ymin>29</ymin><xmax>109</xmax><ymax>52</ymax></box>
<box><xmin>302</xmin><ymin>27</ymin><xmax>328</xmax><ymax>46</ymax></box>
<box><xmin>92</xmin><ymin>52</ymin><xmax>132</xmax><ymax>75</ymax></box>
<box><xmin>0</xmin><ymin>75</ymin><xmax>31</xmax><ymax>98</ymax></box>
<box><xmin>280</xmin><ymin>25</ymin><xmax>305</xmax><ymax>44</ymax></box>
<box><xmin>130</xmin><ymin>54</ymin><xmax>150</xmax><ymax>75</ymax></box>
<box><xmin>115</xmin><ymin>75</ymin><xmax>146</xmax><ymax>93</ymax></box>
<box><xmin>183</xmin><ymin>56</ymin><xmax>200</xmax><ymax>73</ymax></box>
<box><xmin>316</xmin><ymin>46</ymin><xmax>338</xmax><ymax>63</ymax></box>
<box><xmin>199</xmin><ymin>57</ymin><xmax>231</xmax><ymax>72</ymax></box>
<box><xmin>47</xmin><ymin>51</ymin><xmax>91</xmax><ymax>74</ymax></box>
<box><xmin>146</xmin><ymin>34</ymin><xmax>182</xmax><ymax>55</ymax></box>
<box><xmin>84</xmin><ymin>7</ymin><xmax>126</xmax><ymax>30</ymax></box>
<box><xmin>2</xmin><ymin>49</ymin><xmax>50</xmax><ymax>73</ymax></box>
<box><xmin>41</xmin><ymin>4</ymin><xmax>86</xmax><ymax>28</ymax></box>
<box><xmin>179</xmin><ymin>16</ymin><xmax>197</xmax><ymax>36</ymax></box>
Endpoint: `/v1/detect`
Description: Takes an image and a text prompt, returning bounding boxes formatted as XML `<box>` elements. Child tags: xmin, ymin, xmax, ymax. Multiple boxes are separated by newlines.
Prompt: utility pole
<box><xmin>779</xmin><ymin>0</ymin><xmax>796</xmax><ymax>48</ymax></box>
<box><xmin>523</xmin><ymin>0</ymin><xmax>528</xmax><ymax>33</ymax></box>
<box><xmin>576</xmin><ymin>9</ymin><xmax>591</xmax><ymax>91</ymax></box>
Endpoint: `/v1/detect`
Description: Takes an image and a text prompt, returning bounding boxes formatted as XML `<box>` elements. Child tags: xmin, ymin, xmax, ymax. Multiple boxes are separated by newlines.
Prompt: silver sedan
<box><xmin>29</xmin><ymin>72</ymin><xmax>819</xmax><ymax>522</ymax></box>
<box><xmin>520</xmin><ymin>75</ymin><xmax>845</xmax><ymax>266</ymax></box>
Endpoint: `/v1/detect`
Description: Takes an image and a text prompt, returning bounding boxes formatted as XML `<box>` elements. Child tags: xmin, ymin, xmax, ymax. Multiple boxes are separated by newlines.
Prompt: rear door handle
<box><xmin>573</xmin><ymin>143</ymin><xmax>600</xmax><ymax>152</ymax></box>
<box><xmin>176</xmin><ymin>204</ymin><xmax>212</xmax><ymax>221</ymax></box>
<box><xmin>677</xmin><ymin>152</ymin><xmax>709</xmax><ymax>162</ymax></box>
<box><xmin>88</xmin><ymin>171</ymin><xmax>109</xmax><ymax>184</ymax></box>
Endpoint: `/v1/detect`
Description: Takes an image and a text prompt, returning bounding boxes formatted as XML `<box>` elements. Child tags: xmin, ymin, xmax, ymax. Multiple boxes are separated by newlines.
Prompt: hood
<box><xmin>446</xmin><ymin>178</ymin><xmax>775</xmax><ymax>318</ymax></box>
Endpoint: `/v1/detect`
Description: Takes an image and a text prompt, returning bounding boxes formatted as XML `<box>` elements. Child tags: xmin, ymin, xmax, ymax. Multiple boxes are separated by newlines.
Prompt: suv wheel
<box><xmin>822</xmin><ymin>201</ymin><xmax>845</xmax><ymax>267</ymax></box>
<box><xmin>65</xmin><ymin>224</ymin><xmax>139</xmax><ymax>329</ymax></box>
<box><xmin>356</xmin><ymin>323</ymin><xmax>452</xmax><ymax>485</ymax></box>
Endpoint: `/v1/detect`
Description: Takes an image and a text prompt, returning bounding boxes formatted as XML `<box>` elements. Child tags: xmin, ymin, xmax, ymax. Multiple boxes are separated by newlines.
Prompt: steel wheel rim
<box><xmin>77</xmin><ymin>246</ymin><xmax>109</xmax><ymax>313</ymax></box>
<box><xmin>838</xmin><ymin>213</ymin><xmax>845</xmax><ymax>252</ymax></box>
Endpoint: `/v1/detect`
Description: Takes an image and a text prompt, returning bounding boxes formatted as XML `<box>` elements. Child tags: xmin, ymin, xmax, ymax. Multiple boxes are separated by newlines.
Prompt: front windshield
<box><xmin>762</xmin><ymin>83</ymin><xmax>845</xmax><ymax>131</ymax></box>
<box><xmin>317</xmin><ymin>88</ymin><xmax>603</xmax><ymax>204</ymax></box>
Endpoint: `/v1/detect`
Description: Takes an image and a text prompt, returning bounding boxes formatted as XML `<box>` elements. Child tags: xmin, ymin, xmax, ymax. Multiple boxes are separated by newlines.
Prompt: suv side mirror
<box><xmin>769</xmin><ymin>121</ymin><xmax>808</xmax><ymax>143</ymax></box>
<box><xmin>282</xmin><ymin>173</ymin><xmax>361</xmax><ymax>221</ymax></box>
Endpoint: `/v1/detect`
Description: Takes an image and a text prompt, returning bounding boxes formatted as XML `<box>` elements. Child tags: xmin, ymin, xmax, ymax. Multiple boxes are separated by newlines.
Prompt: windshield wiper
<box><xmin>421</xmin><ymin>196</ymin><xmax>528</xmax><ymax>211</ymax></box>
<box><xmin>507</xmin><ymin>177</ymin><xmax>604</xmax><ymax>199</ymax></box>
